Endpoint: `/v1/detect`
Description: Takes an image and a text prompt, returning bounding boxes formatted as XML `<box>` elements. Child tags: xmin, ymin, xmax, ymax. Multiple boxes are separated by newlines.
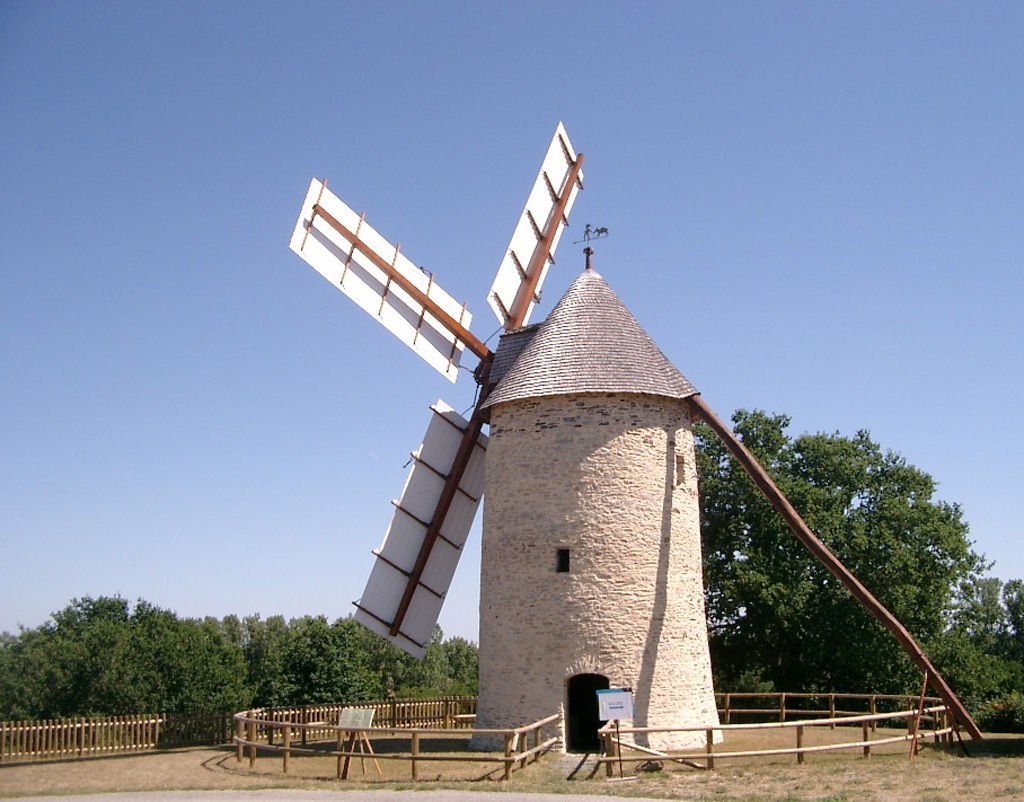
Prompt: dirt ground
<box><xmin>1</xmin><ymin>729</ymin><xmax>1022</xmax><ymax>801</ymax></box>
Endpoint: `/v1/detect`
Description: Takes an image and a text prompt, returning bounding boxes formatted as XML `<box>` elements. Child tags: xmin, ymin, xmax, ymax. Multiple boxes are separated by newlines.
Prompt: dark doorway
<box><xmin>566</xmin><ymin>673</ymin><xmax>609</xmax><ymax>752</ymax></box>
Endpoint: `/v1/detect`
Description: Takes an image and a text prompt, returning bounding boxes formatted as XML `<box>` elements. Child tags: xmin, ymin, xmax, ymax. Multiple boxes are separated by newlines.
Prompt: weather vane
<box><xmin>574</xmin><ymin>223</ymin><xmax>609</xmax><ymax>245</ymax></box>
<box><xmin>575</xmin><ymin>223</ymin><xmax>609</xmax><ymax>269</ymax></box>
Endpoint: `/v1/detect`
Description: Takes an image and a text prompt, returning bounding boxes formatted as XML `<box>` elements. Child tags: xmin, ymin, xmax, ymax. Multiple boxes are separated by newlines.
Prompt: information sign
<box><xmin>338</xmin><ymin>707</ymin><xmax>375</xmax><ymax>728</ymax></box>
<box><xmin>596</xmin><ymin>688</ymin><xmax>634</xmax><ymax>721</ymax></box>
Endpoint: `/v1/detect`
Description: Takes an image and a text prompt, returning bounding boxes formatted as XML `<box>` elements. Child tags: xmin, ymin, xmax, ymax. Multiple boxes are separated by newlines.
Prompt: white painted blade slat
<box><xmin>487</xmin><ymin>122</ymin><xmax>583</xmax><ymax>329</ymax></box>
<box><xmin>354</xmin><ymin>400</ymin><xmax>487</xmax><ymax>659</ymax></box>
<box><xmin>289</xmin><ymin>179</ymin><xmax>471</xmax><ymax>382</ymax></box>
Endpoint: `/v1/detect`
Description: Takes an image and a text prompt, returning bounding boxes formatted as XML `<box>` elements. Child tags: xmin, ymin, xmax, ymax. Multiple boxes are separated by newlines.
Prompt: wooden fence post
<box><xmin>603</xmin><ymin>729</ymin><xmax>615</xmax><ymax>778</ymax></box>
<box><xmin>235</xmin><ymin>717</ymin><xmax>243</xmax><ymax>763</ymax></box>
<box><xmin>705</xmin><ymin>728</ymin><xmax>715</xmax><ymax>770</ymax></box>
<box><xmin>779</xmin><ymin>693</ymin><xmax>787</xmax><ymax>722</ymax></box>
<box><xmin>282</xmin><ymin>725</ymin><xmax>290</xmax><ymax>774</ymax></box>
<box><xmin>870</xmin><ymin>695</ymin><xmax>877</xmax><ymax>733</ymax></box>
<box><xmin>301</xmin><ymin>707</ymin><xmax>308</xmax><ymax>747</ymax></box>
<box><xmin>247</xmin><ymin>719</ymin><xmax>257</xmax><ymax>768</ymax></box>
<box><xmin>724</xmin><ymin>693</ymin><xmax>732</xmax><ymax>724</ymax></box>
<box><xmin>829</xmin><ymin>694</ymin><xmax>836</xmax><ymax>728</ymax></box>
<box><xmin>863</xmin><ymin>722</ymin><xmax>871</xmax><ymax>758</ymax></box>
<box><xmin>503</xmin><ymin>732</ymin><xmax>514</xmax><ymax>780</ymax></box>
<box><xmin>796</xmin><ymin>725</ymin><xmax>804</xmax><ymax>764</ymax></box>
<box><xmin>411</xmin><ymin>731</ymin><xmax>419</xmax><ymax>780</ymax></box>
<box><xmin>908</xmin><ymin>711</ymin><xmax>920</xmax><ymax>760</ymax></box>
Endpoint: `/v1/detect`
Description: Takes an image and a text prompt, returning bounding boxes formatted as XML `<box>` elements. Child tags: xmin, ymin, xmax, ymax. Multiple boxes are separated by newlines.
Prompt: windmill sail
<box><xmin>487</xmin><ymin>122</ymin><xmax>584</xmax><ymax>329</ymax></box>
<box><xmin>290</xmin><ymin>179</ymin><xmax>473</xmax><ymax>382</ymax></box>
<box><xmin>354</xmin><ymin>400</ymin><xmax>487</xmax><ymax>658</ymax></box>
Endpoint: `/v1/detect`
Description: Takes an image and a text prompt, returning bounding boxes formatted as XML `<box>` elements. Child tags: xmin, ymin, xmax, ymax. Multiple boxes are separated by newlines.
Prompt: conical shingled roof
<box><xmin>482</xmin><ymin>267</ymin><xmax>697</xmax><ymax>409</ymax></box>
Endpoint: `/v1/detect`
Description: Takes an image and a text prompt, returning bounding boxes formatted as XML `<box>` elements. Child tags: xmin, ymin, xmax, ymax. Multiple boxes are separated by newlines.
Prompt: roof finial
<box><xmin>574</xmin><ymin>223</ymin><xmax>609</xmax><ymax>271</ymax></box>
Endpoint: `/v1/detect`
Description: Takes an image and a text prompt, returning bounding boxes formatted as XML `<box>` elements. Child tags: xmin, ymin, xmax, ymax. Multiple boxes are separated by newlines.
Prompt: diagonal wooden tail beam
<box><xmin>687</xmin><ymin>393</ymin><xmax>982</xmax><ymax>740</ymax></box>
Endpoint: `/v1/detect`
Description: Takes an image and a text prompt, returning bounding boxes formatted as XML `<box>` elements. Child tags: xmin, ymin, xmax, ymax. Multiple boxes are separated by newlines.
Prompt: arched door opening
<box><xmin>566</xmin><ymin>673</ymin><xmax>609</xmax><ymax>752</ymax></box>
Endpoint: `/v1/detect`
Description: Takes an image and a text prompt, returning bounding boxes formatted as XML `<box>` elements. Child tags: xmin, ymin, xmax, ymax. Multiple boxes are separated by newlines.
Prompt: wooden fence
<box><xmin>0</xmin><ymin>697</ymin><xmax>475</xmax><ymax>765</ymax></box>
<box><xmin>2</xmin><ymin>692</ymin><xmax>949</xmax><ymax>771</ymax></box>
<box><xmin>160</xmin><ymin>711</ymin><xmax>236</xmax><ymax>747</ymax></box>
<box><xmin>0</xmin><ymin>715</ymin><xmax>164</xmax><ymax>764</ymax></box>
<box><xmin>256</xmin><ymin>696</ymin><xmax>477</xmax><ymax>746</ymax></box>
<box><xmin>232</xmin><ymin>707</ymin><xmax>557</xmax><ymax>781</ymax></box>
<box><xmin>715</xmin><ymin>691</ymin><xmax>938</xmax><ymax>729</ymax></box>
<box><xmin>599</xmin><ymin>694</ymin><xmax>956</xmax><ymax>775</ymax></box>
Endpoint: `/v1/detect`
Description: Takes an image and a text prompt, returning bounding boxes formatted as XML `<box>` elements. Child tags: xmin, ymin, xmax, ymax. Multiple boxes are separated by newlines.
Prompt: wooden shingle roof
<box><xmin>482</xmin><ymin>267</ymin><xmax>697</xmax><ymax>409</ymax></box>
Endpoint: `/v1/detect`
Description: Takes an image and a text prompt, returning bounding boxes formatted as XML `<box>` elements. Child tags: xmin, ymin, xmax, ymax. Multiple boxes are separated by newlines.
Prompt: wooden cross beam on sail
<box><xmin>286</xmin><ymin>122</ymin><xmax>981</xmax><ymax>739</ymax></box>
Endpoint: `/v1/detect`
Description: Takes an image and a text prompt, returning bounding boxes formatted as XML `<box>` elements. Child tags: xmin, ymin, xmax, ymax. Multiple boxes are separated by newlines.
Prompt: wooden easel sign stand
<box><xmin>597</xmin><ymin>688</ymin><xmax>635</xmax><ymax>780</ymax></box>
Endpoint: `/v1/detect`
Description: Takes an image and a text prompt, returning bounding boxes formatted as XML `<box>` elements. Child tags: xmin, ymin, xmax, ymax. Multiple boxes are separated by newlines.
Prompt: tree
<box><xmin>0</xmin><ymin>597</ymin><xmax>250</xmax><ymax>718</ymax></box>
<box><xmin>929</xmin><ymin>576</ymin><xmax>1024</xmax><ymax>714</ymax></box>
<box><xmin>696</xmin><ymin>410</ymin><xmax>981</xmax><ymax>695</ymax></box>
<box><xmin>242</xmin><ymin>614</ymin><xmax>293</xmax><ymax>707</ymax></box>
<box><xmin>1003</xmin><ymin>580</ymin><xmax>1024</xmax><ymax>661</ymax></box>
<box><xmin>0</xmin><ymin>599</ymin><xmax>481</xmax><ymax>719</ymax></box>
<box><xmin>442</xmin><ymin>636</ymin><xmax>479</xmax><ymax>695</ymax></box>
<box><xmin>948</xmin><ymin>576</ymin><xmax>1008</xmax><ymax>654</ymax></box>
<box><xmin>278</xmin><ymin>616</ymin><xmax>377</xmax><ymax>705</ymax></box>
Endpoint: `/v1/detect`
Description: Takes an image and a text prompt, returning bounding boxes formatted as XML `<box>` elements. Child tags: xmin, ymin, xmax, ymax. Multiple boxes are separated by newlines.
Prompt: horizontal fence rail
<box><xmin>600</xmin><ymin>693</ymin><xmax>956</xmax><ymax>775</ymax></box>
<box><xmin>231</xmin><ymin>707</ymin><xmax>556</xmax><ymax>781</ymax></box>
<box><xmin>0</xmin><ymin>697</ymin><xmax>476</xmax><ymax>766</ymax></box>
<box><xmin>714</xmin><ymin>691</ymin><xmax>942</xmax><ymax>727</ymax></box>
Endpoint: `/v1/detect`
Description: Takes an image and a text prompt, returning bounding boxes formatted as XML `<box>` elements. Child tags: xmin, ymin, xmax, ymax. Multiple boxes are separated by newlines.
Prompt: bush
<box><xmin>976</xmin><ymin>692</ymin><xmax>1024</xmax><ymax>733</ymax></box>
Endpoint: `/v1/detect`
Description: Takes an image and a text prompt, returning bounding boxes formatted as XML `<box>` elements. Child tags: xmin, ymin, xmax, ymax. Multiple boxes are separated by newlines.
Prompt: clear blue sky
<box><xmin>2</xmin><ymin>2</ymin><xmax>1022</xmax><ymax>641</ymax></box>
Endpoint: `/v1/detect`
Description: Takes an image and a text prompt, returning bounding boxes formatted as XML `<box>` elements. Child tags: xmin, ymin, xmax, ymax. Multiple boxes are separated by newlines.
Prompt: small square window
<box><xmin>556</xmin><ymin>548</ymin><xmax>570</xmax><ymax>573</ymax></box>
<box><xmin>674</xmin><ymin>453</ymin><xmax>687</xmax><ymax>487</ymax></box>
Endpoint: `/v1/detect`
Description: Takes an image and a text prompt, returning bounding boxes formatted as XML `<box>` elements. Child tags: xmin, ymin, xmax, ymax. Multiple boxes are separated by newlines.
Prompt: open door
<box><xmin>566</xmin><ymin>673</ymin><xmax>609</xmax><ymax>753</ymax></box>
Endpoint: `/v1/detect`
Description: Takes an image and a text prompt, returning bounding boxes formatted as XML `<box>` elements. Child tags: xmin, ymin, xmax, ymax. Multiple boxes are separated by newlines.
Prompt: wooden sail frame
<box><xmin>354</xmin><ymin>400</ymin><xmax>486</xmax><ymax>657</ymax></box>
<box><xmin>289</xmin><ymin>179</ymin><xmax>484</xmax><ymax>383</ymax></box>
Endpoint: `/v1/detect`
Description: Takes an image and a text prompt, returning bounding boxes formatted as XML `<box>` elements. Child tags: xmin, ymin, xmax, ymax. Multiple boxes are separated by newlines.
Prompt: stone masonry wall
<box><xmin>473</xmin><ymin>392</ymin><xmax>719</xmax><ymax>751</ymax></box>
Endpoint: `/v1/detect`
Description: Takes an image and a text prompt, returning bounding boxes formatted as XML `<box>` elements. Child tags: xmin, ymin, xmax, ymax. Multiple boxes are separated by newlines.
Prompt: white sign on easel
<box><xmin>596</xmin><ymin>688</ymin><xmax>634</xmax><ymax>721</ymax></box>
<box><xmin>596</xmin><ymin>689</ymin><xmax>634</xmax><ymax>780</ymax></box>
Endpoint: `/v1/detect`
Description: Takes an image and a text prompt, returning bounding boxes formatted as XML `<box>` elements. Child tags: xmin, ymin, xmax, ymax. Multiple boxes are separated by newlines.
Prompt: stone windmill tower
<box><xmin>474</xmin><ymin>263</ymin><xmax>718</xmax><ymax>751</ymax></box>
<box><xmin>287</xmin><ymin>123</ymin><xmax>982</xmax><ymax>753</ymax></box>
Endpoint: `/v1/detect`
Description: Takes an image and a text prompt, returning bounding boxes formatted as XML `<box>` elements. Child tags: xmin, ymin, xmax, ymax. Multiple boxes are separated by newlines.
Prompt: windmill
<box><xmin>288</xmin><ymin>123</ymin><xmax>981</xmax><ymax>748</ymax></box>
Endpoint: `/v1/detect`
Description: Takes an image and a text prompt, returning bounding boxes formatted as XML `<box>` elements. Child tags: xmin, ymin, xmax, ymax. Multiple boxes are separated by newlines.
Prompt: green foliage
<box><xmin>976</xmin><ymin>692</ymin><xmax>1024</xmax><ymax>733</ymax></box>
<box><xmin>926</xmin><ymin>574</ymin><xmax>1024</xmax><ymax>723</ymax></box>
<box><xmin>696</xmin><ymin>409</ymin><xmax>1024</xmax><ymax>726</ymax></box>
<box><xmin>696</xmin><ymin>410</ymin><xmax>982</xmax><ymax>696</ymax></box>
<box><xmin>0</xmin><ymin>597</ymin><xmax>250</xmax><ymax>718</ymax></box>
<box><xmin>0</xmin><ymin>596</ymin><xmax>478</xmax><ymax>720</ymax></box>
<box><xmin>925</xmin><ymin>630</ymin><xmax>1024</xmax><ymax>710</ymax></box>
